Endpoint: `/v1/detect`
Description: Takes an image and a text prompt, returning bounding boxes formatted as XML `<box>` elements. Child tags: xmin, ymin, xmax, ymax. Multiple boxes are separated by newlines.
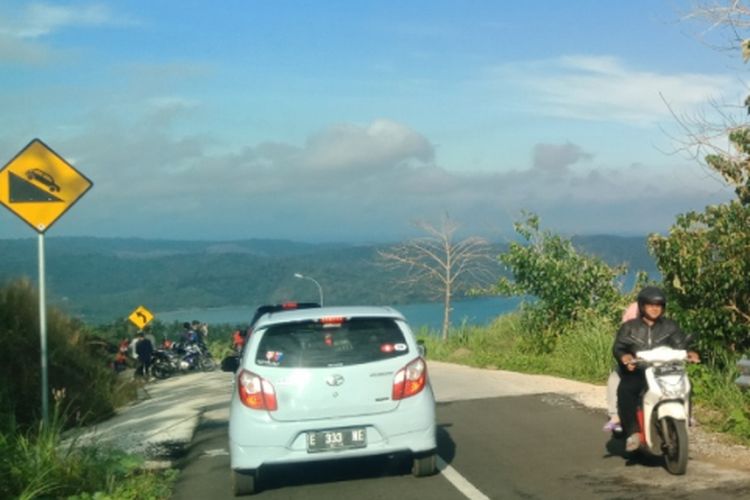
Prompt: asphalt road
<box><xmin>171</xmin><ymin>390</ymin><xmax>750</xmax><ymax>500</ymax></box>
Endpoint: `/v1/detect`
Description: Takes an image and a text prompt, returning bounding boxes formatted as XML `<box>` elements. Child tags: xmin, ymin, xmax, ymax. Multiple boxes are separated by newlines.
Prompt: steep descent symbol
<box><xmin>8</xmin><ymin>171</ymin><xmax>63</xmax><ymax>203</ymax></box>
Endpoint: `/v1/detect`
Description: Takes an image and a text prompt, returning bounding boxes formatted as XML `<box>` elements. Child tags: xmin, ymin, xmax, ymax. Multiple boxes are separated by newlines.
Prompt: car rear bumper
<box><xmin>229</xmin><ymin>392</ymin><xmax>436</xmax><ymax>470</ymax></box>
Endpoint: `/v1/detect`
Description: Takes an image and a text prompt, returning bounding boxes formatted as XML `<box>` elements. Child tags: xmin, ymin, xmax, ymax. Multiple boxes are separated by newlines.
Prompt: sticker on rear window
<box><xmin>265</xmin><ymin>351</ymin><xmax>284</xmax><ymax>363</ymax></box>
<box><xmin>381</xmin><ymin>343</ymin><xmax>407</xmax><ymax>353</ymax></box>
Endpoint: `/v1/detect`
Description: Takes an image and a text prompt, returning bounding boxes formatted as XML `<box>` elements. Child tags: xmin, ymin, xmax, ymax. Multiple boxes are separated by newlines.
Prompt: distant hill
<box><xmin>571</xmin><ymin>235</ymin><xmax>657</xmax><ymax>275</ymax></box>
<box><xmin>0</xmin><ymin>235</ymin><xmax>656</xmax><ymax>323</ymax></box>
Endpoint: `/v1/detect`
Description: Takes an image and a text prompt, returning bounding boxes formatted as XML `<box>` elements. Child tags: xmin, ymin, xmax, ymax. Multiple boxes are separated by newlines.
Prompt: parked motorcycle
<box><xmin>629</xmin><ymin>346</ymin><xmax>692</xmax><ymax>475</ymax></box>
<box><xmin>151</xmin><ymin>342</ymin><xmax>216</xmax><ymax>379</ymax></box>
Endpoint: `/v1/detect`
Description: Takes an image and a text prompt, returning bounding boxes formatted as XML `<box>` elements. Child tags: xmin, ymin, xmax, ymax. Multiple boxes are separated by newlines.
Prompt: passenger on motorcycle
<box><xmin>612</xmin><ymin>286</ymin><xmax>700</xmax><ymax>452</ymax></box>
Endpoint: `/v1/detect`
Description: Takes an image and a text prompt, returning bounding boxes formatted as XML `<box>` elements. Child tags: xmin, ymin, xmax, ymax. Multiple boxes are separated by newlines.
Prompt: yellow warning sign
<box><xmin>0</xmin><ymin>139</ymin><xmax>93</xmax><ymax>233</ymax></box>
<box><xmin>128</xmin><ymin>305</ymin><xmax>155</xmax><ymax>330</ymax></box>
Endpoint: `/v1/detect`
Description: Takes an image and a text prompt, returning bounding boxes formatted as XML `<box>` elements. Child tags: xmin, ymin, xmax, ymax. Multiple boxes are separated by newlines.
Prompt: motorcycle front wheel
<box><xmin>662</xmin><ymin>417</ymin><xmax>688</xmax><ymax>475</ymax></box>
<box><xmin>199</xmin><ymin>356</ymin><xmax>216</xmax><ymax>372</ymax></box>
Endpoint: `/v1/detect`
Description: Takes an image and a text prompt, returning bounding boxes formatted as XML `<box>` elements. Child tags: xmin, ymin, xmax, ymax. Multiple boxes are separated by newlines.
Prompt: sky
<box><xmin>0</xmin><ymin>1</ymin><xmax>745</xmax><ymax>243</ymax></box>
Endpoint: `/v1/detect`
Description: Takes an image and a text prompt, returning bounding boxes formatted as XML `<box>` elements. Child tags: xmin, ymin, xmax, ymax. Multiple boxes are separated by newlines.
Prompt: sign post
<box><xmin>0</xmin><ymin>139</ymin><xmax>93</xmax><ymax>425</ymax></box>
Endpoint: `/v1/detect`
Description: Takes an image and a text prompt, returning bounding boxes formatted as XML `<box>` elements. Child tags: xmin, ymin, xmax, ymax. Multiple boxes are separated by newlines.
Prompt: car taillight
<box><xmin>319</xmin><ymin>316</ymin><xmax>346</xmax><ymax>325</ymax></box>
<box><xmin>392</xmin><ymin>357</ymin><xmax>427</xmax><ymax>400</ymax></box>
<box><xmin>237</xmin><ymin>369</ymin><xmax>277</xmax><ymax>411</ymax></box>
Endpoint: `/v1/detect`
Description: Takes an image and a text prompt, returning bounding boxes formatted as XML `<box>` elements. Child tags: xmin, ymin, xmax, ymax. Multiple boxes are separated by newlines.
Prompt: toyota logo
<box><xmin>326</xmin><ymin>374</ymin><xmax>345</xmax><ymax>387</ymax></box>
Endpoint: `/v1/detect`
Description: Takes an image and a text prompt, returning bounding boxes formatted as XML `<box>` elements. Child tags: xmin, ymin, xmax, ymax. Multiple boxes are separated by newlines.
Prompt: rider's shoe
<box><xmin>602</xmin><ymin>420</ymin><xmax>622</xmax><ymax>433</ymax></box>
<box><xmin>625</xmin><ymin>433</ymin><xmax>641</xmax><ymax>452</ymax></box>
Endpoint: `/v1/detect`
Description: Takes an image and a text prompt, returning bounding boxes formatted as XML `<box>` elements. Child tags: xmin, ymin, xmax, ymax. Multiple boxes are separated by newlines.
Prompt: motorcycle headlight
<box><xmin>657</xmin><ymin>376</ymin><xmax>688</xmax><ymax>398</ymax></box>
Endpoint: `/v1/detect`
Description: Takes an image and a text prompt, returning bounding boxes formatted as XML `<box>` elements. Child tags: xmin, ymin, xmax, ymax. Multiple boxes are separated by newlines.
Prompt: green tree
<box><xmin>494</xmin><ymin>213</ymin><xmax>627</xmax><ymax>348</ymax></box>
<box><xmin>649</xmin><ymin>2</ymin><xmax>750</xmax><ymax>362</ymax></box>
<box><xmin>649</xmin><ymin>203</ymin><xmax>750</xmax><ymax>359</ymax></box>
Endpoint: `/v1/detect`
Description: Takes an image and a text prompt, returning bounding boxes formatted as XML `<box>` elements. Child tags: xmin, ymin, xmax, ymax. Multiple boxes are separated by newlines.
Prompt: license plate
<box><xmin>307</xmin><ymin>427</ymin><xmax>367</xmax><ymax>453</ymax></box>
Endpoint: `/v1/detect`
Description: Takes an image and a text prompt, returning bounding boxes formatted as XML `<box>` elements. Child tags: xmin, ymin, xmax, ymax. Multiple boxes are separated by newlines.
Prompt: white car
<box><xmin>223</xmin><ymin>305</ymin><xmax>437</xmax><ymax>496</ymax></box>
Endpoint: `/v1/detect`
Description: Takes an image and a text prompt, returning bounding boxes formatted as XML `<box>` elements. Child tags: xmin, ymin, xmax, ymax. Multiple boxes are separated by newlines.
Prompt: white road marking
<box><xmin>437</xmin><ymin>456</ymin><xmax>491</xmax><ymax>500</ymax></box>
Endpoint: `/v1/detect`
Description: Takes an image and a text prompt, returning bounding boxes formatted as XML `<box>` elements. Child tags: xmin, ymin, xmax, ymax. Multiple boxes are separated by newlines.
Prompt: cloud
<box><xmin>0</xmin><ymin>33</ymin><xmax>50</xmax><ymax>64</ymax></box>
<box><xmin>489</xmin><ymin>55</ymin><xmax>737</xmax><ymax>126</ymax></box>
<box><xmin>0</xmin><ymin>2</ymin><xmax>136</xmax><ymax>64</ymax></box>
<box><xmin>304</xmin><ymin>119</ymin><xmax>434</xmax><ymax>170</ymax></box>
<box><xmin>3</xmin><ymin>107</ymin><xmax>734</xmax><ymax>242</ymax></box>
<box><xmin>0</xmin><ymin>2</ymin><xmax>124</xmax><ymax>39</ymax></box>
<box><xmin>532</xmin><ymin>142</ymin><xmax>593</xmax><ymax>173</ymax></box>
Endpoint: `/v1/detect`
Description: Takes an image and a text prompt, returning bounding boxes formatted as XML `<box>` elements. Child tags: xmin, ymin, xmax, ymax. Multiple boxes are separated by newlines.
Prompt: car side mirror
<box><xmin>221</xmin><ymin>355</ymin><xmax>240</xmax><ymax>372</ymax></box>
<box><xmin>417</xmin><ymin>339</ymin><xmax>427</xmax><ymax>358</ymax></box>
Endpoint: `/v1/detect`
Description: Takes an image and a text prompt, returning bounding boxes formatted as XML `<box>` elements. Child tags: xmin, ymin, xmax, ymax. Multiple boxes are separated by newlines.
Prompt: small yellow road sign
<box><xmin>128</xmin><ymin>305</ymin><xmax>154</xmax><ymax>329</ymax></box>
<box><xmin>0</xmin><ymin>139</ymin><xmax>93</xmax><ymax>233</ymax></box>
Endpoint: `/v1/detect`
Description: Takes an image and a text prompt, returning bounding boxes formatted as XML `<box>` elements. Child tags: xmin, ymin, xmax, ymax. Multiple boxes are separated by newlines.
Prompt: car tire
<box><xmin>412</xmin><ymin>452</ymin><xmax>437</xmax><ymax>477</ymax></box>
<box><xmin>232</xmin><ymin>469</ymin><xmax>257</xmax><ymax>496</ymax></box>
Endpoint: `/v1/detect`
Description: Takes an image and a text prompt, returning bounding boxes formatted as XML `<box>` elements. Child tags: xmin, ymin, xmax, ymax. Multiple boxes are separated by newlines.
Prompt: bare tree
<box><xmin>665</xmin><ymin>2</ymin><xmax>750</xmax><ymax>200</ymax></box>
<box><xmin>378</xmin><ymin>215</ymin><xmax>494</xmax><ymax>340</ymax></box>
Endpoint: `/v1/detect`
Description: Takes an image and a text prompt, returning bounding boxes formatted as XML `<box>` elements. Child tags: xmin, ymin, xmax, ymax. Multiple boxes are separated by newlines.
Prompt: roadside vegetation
<box><xmin>419</xmin><ymin>211</ymin><xmax>750</xmax><ymax>445</ymax></box>
<box><xmin>0</xmin><ymin>279</ymin><xmax>176</xmax><ymax>499</ymax></box>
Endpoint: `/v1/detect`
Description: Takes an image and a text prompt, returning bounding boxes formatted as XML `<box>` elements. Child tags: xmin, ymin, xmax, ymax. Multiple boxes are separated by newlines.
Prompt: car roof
<box><xmin>252</xmin><ymin>305</ymin><xmax>406</xmax><ymax>329</ymax></box>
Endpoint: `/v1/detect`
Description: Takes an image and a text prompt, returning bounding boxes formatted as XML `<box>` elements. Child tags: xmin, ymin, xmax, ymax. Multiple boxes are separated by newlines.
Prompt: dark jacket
<box><xmin>613</xmin><ymin>316</ymin><xmax>688</xmax><ymax>367</ymax></box>
<box><xmin>135</xmin><ymin>337</ymin><xmax>154</xmax><ymax>361</ymax></box>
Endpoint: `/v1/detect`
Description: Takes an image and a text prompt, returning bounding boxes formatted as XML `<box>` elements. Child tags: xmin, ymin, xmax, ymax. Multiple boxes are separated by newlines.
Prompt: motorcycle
<box><xmin>629</xmin><ymin>346</ymin><xmax>692</xmax><ymax>475</ymax></box>
<box><xmin>151</xmin><ymin>342</ymin><xmax>216</xmax><ymax>379</ymax></box>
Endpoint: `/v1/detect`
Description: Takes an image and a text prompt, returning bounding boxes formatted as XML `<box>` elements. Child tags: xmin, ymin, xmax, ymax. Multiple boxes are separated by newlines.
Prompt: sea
<box><xmin>156</xmin><ymin>296</ymin><xmax>522</xmax><ymax>333</ymax></box>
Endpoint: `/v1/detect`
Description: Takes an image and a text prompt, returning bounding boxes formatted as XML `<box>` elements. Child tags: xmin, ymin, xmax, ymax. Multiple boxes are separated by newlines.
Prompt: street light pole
<box><xmin>293</xmin><ymin>273</ymin><xmax>324</xmax><ymax>305</ymax></box>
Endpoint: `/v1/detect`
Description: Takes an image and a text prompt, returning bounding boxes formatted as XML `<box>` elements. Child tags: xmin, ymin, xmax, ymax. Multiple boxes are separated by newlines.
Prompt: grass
<box><xmin>0</xmin><ymin>404</ymin><xmax>177</xmax><ymax>499</ymax></box>
<box><xmin>420</xmin><ymin>312</ymin><xmax>750</xmax><ymax>444</ymax></box>
<box><xmin>419</xmin><ymin>313</ymin><xmax>614</xmax><ymax>383</ymax></box>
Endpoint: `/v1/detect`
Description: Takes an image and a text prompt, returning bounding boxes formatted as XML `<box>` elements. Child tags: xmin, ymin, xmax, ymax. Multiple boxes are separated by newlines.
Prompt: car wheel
<box><xmin>412</xmin><ymin>452</ymin><xmax>437</xmax><ymax>477</ymax></box>
<box><xmin>232</xmin><ymin>469</ymin><xmax>257</xmax><ymax>496</ymax></box>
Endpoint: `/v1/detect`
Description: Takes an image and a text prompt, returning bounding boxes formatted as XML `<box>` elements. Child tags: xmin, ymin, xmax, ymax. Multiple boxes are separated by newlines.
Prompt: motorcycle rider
<box><xmin>613</xmin><ymin>286</ymin><xmax>700</xmax><ymax>452</ymax></box>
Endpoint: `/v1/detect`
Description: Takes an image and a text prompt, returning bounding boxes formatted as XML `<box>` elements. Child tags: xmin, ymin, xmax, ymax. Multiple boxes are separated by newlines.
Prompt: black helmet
<box><xmin>637</xmin><ymin>286</ymin><xmax>666</xmax><ymax>309</ymax></box>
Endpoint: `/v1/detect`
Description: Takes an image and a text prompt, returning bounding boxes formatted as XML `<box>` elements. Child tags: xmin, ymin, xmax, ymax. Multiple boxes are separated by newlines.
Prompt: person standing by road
<box><xmin>135</xmin><ymin>330</ymin><xmax>154</xmax><ymax>379</ymax></box>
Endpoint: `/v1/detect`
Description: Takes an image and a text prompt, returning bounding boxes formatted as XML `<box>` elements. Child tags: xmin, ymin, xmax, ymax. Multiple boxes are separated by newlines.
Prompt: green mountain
<box><xmin>0</xmin><ymin>235</ymin><xmax>655</xmax><ymax>323</ymax></box>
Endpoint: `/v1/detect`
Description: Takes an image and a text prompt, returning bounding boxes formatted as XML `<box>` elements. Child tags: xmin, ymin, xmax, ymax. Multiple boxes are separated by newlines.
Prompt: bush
<box><xmin>0</xmin><ymin>279</ymin><xmax>127</xmax><ymax>432</ymax></box>
<box><xmin>494</xmin><ymin>213</ymin><xmax>628</xmax><ymax>348</ymax></box>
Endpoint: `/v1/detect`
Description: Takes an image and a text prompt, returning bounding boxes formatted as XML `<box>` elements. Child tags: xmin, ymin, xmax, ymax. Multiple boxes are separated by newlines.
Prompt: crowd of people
<box><xmin>112</xmin><ymin>320</ymin><xmax>210</xmax><ymax>379</ymax></box>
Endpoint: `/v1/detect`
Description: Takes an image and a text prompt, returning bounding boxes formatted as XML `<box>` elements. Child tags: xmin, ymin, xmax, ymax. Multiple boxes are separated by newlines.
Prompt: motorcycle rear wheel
<box><xmin>662</xmin><ymin>417</ymin><xmax>688</xmax><ymax>475</ymax></box>
<box><xmin>151</xmin><ymin>361</ymin><xmax>173</xmax><ymax>380</ymax></box>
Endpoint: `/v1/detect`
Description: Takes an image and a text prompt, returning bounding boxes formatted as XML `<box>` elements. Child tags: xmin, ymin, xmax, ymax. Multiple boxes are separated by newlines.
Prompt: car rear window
<box><xmin>255</xmin><ymin>317</ymin><xmax>409</xmax><ymax>368</ymax></box>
